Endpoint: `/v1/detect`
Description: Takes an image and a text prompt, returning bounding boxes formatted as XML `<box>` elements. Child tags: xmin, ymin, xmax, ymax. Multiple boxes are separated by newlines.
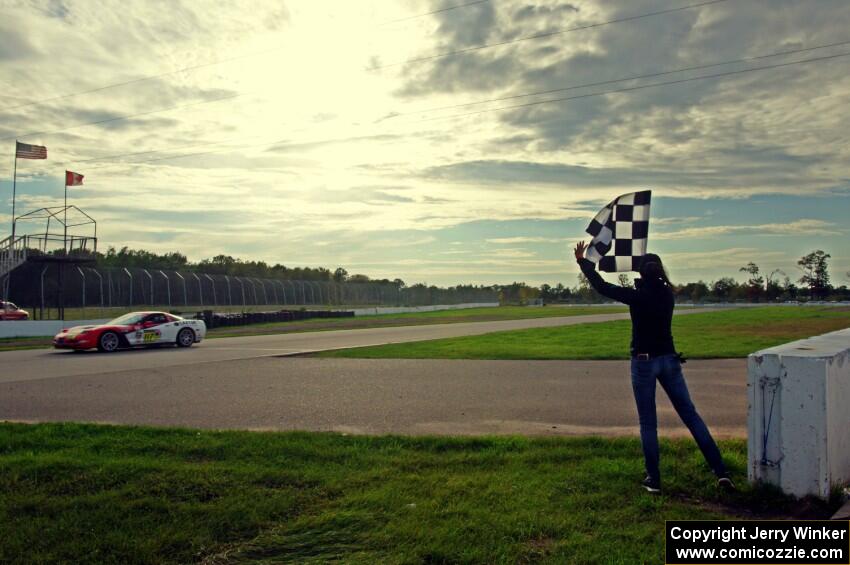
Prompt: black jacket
<box><xmin>578</xmin><ymin>258</ymin><xmax>676</xmax><ymax>357</ymax></box>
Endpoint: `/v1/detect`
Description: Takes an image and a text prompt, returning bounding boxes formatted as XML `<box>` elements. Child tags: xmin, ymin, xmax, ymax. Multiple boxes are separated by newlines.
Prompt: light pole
<box><xmin>191</xmin><ymin>272</ymin><xmax>203</xmax><ymax>306</ymax></box>
<box><xmin>272</xmin><ymin>279</ymin><xmax>280</xmax><ymax>305</ymax></box>
<box><xmin>76</xmin><ymin>267</ymin><xmax>86</xmax><ymax>309</ymax></box>
<box><xmin>40</xmin><ymin>264</ymin><xmax>49</xmax><ymax>318</ymax></box>
<box><xmin>205</xmin><ymin>274</ymin><xmax>217</xmax><ymax>306</ymax></box>
<box><xmin>277</xmin><ymin>280</ymin><xmax>287</xmax><ymax>305</ymax></box>
<box><xmin>236</xmin><ymin>277</ymin><xmax>246</xmax><ymax>308</ymax></box>
<box><xmin>224</xmin><ymin>275</ymin><xmax>233</xmax><ymax>306</ymax></box>
<box><xmin>142</xmin><ymin>269</ymin><xmax>153</xmax><ymax>305</ymax></box>
<box><xmin>175</xmin><ymin>272</ymin><xmax>188</xmax><ymax>306</ymax></box>
<box><xmin>88</xmin><ymin>268</ymin><xmax>103</xmax><ymax>308</ymax></box>
<box><xmin>124</xmin><ymin>268</ymin><xmax>133</xmax><ymax>306</ymax></box>
<box><xmin>255</xmin><ymin>278</ymin><xmax>268</xmax><ymax>304</ymax></box>
<box><xmin>158</xmin><ymin>270</ymin><xmax>171</xmax><ymax>307</ymax></box>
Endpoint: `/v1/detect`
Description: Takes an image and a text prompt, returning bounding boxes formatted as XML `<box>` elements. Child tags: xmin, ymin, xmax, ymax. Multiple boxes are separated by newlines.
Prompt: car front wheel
<box><xmin>98</xmin><ymin>331</ymin><xmax>120</xmax><ymax>353</ymax></box>
<box><xmin>176</xmin><ymin>328</ymin><xmax>195</xmax><ymax>348</ymax></box>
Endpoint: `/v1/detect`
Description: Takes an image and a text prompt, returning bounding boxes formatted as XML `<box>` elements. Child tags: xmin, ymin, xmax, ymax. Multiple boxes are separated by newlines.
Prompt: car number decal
<box><xmin>143</xmin><ymin>330</ymin><xmax>161</xmax><ymax>343</ymax></box>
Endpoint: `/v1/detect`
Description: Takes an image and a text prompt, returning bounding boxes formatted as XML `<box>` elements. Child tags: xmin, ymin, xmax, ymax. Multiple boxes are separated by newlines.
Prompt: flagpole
<box><xmin>11</xmin><ymin>141</ymin><xmax>17</xmax><ymax>240</ymax></box>
<box><xmin>64</xmin><ymin>175</ymin><xmax>68</xmax><ymax>254</ymax></box>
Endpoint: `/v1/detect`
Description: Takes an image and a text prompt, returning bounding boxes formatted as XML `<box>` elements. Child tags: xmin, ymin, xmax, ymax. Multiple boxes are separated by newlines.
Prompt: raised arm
<box><xmin>573</xmin><ymin>241</ymin><xmax>639</xmax><ymax>305</ymax></box>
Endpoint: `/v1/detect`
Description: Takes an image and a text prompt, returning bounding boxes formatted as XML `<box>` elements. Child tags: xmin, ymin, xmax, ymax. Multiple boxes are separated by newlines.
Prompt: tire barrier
<box><xmin>196</xmin><ymin>309</ymin><xmax>355</xmax><ymax>329</ymax></box>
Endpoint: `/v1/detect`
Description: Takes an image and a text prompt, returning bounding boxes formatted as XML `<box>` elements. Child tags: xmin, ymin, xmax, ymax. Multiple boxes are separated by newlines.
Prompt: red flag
<box><xmin>65</xmin><ymin>170</ymin><xmax>84</xmax><ymax>186</ymax></box>
<box><xmin>16</xmin><ymin>141</ymin><xmax>47</xmax><ymax>159</ymax></box>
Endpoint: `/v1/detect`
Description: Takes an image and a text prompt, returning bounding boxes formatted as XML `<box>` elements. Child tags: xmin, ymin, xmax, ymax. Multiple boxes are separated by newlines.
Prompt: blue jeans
<box><xmin>630</xmin><ymin>354</ymin><xmax>727</xmax><ymax>482</ymax></box>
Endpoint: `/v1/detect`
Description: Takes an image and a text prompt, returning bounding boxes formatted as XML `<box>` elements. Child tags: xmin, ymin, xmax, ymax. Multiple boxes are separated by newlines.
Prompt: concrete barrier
<box><xmin>0</xmin><ymin>319</ymin><xmax>109</xmax><ymax>338</ymax></box>
<box><xmin>748</xmin><ymin>328</ymin><xmax>850</xmax><ymax>498</ymax></box>
<box><xmin>352</xmin><ymin>303</ymin><xmax>499</xmax><ymax>316</ymax></box>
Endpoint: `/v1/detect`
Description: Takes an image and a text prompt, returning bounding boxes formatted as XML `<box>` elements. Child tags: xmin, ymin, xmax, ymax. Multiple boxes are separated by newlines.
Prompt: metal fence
<box><xmin>8</xmin><ymin>264</ymin><xmax>497</xmax><ymax>313</ymax></box>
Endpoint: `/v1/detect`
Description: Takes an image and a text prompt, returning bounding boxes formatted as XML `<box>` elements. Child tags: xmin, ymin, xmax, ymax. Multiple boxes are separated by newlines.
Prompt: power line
<box><xmin>49</xmin><ymin>46</ymin><xmax>850</xmax><ymax>171</ymax></box>
<box><xmin>2</xmin><ymin>90</ymin><xmax>248</xmax><ymax>142</ymax></box>
<box><xmin>77</xmin><ymin>146</ymin><xmax>234</xmax><ymax>170</ymax></box>
<box><xmin>68</xmin><ymin>126</ymin><xmax>317</xmax><ymax>168</ymax></box>
<box><xmin>69</xmin><ymin>134</ymin><xmax>266</xmax><ymax>168</ymax></box>
<box><xmin>387</xmin><ymin>39</ymin><xmax>850</xmax><ymax>118</ymax></box>
<box><xmin>417</xmin><ymin>50</ymin><xmax>850</xmax><ymax>122</ymax></box>
<box><xmin>1</xmin><ymin>2</ymin><xmax>487</xmax><ymax>114</ymax></box>
<box><xmin>379</xmin><ymin>0</ymin><xmax>490</xmax><ymax>26</ymax></box>
<box><xmin>55</xmin><ymin>39</ymin><xmax>850</xmax><ymax>168</ymax></box>
<box><xmin>1</xmin><ymin>47</ymin><xmax>279</xmax><ymax>114</ymax></box>
<box><xmin>6</xmin><ymin>1</ymin><xmax>732</xmax><ymax>143</ymax></box>
<box><xmin>370</xmin><ymin>0</ymin><xmax>730</xmax><ymax>70</ymax></box>
<box><xmin>83</xmin><ymin>131</ymin><xmax>378</xmax><ymax>169</ymax></box>
<box><xmin>1</xmin><ymin>2</ymin><xmax>490</xmax><ymax>114</ymax></box>
<box><xmin>80</xmin><ymin>49</ymin><xmax>850</xmax><ymax>172</ymax></box>
<box><xmin>0</xmin><ymin>0</ymin><xmax>490</xmax><ymax>112</ymax></box>
<box><xmin>1</xmin><ymin>0</ymin><xmax>730</xmax><ymax>147</ymax></box>
<box><xmin>0</xmin><ymin>0</ymin><xmax>723</xmax><ymax>119</ymax></box>
<box><xmin>74</xmin><ymin>40</ymin><xmax>850</xmax><ymax>166</ymax></box>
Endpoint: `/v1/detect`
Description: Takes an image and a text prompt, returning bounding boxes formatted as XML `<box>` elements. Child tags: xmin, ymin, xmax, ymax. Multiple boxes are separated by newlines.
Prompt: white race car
<box><xmin>53</xmin><ymin>311</ymin><xmax>207</xmax><ymax>352</ymax></box>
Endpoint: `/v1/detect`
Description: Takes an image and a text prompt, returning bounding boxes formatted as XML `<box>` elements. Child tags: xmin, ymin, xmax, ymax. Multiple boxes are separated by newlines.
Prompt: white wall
<box><xmin>748</xmin><ymin>328</ymin><xmax>850</xmax><ymax>498</ymax></box>
<box><xmin>352</xmin><ymin>303</ymin><xmax>499</xmax><ymax>316</ymax></box>
<box><xmin>0</xmin><ymin>319</ymin><xmax>109</xmax><ymax>338</ymax></box>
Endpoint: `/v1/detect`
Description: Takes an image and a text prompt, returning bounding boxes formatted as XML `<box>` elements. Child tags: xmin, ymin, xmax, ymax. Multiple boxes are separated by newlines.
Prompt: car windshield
<box><xmin>108</xmin><ymin>313</ymin><xmax>145</xmax><ymax>325</ymax></box>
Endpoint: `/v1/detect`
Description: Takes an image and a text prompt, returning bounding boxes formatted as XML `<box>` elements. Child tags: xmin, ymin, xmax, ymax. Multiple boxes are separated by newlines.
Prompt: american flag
<box><xmin>15</xmin><ymin>141</ymin><xmax>47</xmax><ymax>159</ymax></box>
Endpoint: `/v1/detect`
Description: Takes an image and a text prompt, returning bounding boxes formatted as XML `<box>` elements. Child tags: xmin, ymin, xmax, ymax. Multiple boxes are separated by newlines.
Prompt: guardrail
<box><xmin>352</xmin><ymin>303</ymin><xmax>500</xmax><ymax>316</ymax></box>
<box><xmin>197</xmin><ymin>309</ymin><xmax>355</xmax><ymax>329</ymax></box>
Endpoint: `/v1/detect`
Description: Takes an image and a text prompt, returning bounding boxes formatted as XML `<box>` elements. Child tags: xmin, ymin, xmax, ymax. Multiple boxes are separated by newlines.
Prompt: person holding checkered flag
<box><xmin>574</xmin><ymin>190</ymin><xmax>733</xmax><ymax>494</ymax></box>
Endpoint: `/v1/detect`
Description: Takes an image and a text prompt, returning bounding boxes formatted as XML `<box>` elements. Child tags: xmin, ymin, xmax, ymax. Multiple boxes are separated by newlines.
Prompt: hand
<box><xmin>574</xmin><ymin>241</ymin><xmax>588</xmax><ymax>261</ymax></box>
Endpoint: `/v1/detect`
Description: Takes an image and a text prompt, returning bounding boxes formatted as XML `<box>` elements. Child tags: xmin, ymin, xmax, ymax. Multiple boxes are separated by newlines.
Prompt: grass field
<box><xmin>0</xmin><ymin>306</ymin><xmax>627</xmax><ymax>351</ymax></box>
<box><xmin>207</xmin><ymin>305</ymin><xmax>627</xmax><ymax>337</ymax></box>
<box><xmin>0</xmin><ymin>423</ymin><xmax>838</xmax><ymax>564</ymax></box>
<box><xmin>318</xmin><ymin>306</ymin><xmax>850</xmax><ymax>360</ymax></box>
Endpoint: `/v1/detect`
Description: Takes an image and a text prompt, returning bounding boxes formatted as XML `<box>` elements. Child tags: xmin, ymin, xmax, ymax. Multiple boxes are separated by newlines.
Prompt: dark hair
<box><xmin>639</xmin><ymin>253</ymin><xmax>672</xmax><ymax>286</ymax></box>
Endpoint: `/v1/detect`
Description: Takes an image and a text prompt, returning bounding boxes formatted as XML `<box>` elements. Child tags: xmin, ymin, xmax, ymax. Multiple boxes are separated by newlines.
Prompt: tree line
<box><xmin>92</xmin><ymin>247</ymin><xmax>497</xmax><ymax>299</ymax></box>
<box><xmin>87</xmin><ymin>246</ymin><xmax>847</xmax><ymax>304</ymax></box>
<box><xmin>512</xmin><ymin>250</ymin><xmax>849</xmax><ymax>304</ymax></box>
<box><xmin>96</xmin><ymin>247</ymin><xmax>399</xmax><ymax>285</ymax></box>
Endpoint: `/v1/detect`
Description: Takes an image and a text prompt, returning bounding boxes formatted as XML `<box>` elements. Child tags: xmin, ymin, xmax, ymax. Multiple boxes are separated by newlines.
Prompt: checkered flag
<box><xmin>584</xmin><ymin>190</ymin><xmax>651</xmax><ymax>272</ymax></box>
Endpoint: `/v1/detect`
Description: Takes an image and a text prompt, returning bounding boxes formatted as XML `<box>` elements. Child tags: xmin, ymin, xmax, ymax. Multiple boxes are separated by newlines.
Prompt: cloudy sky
<box><xmin>2</xmin><ymin>0</ymin><xmax>849</xmax><ymax>287</ymax></box>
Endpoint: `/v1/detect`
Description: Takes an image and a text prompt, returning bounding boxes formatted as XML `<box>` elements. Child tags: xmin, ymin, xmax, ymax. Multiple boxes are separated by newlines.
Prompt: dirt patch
<box><xmin>674</xmin><ymin>493</ymin><xmax>841</xmax><ymax>520</ymax></box>
<box><xmin>726</xmin><ymin>318</ymin><xmax>850</xmax><ymax>339</ymax></box>
<box><xmin>0</xmin><ymin>337</ymin><xmax>52</xmax><ymax>351</ymax></box>
<box><xmin>520</xmin><ymin>536</ymin><xmax>557</xmax><ymax>562</ymax></box>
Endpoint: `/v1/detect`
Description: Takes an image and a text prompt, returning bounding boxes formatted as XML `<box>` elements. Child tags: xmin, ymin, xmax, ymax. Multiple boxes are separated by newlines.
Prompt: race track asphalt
<box><xmin>1</xmin><ymin>311</ymin><xmax>650</xmax><ymax>383</ymax></box>
<box><xmin>0</xmin><ymin>309</ymin><xmax>747</xmax><ymax>436</ymax></box>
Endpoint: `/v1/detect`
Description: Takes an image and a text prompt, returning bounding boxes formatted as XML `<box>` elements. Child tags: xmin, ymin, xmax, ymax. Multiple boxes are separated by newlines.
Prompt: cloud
<box><xmin>0</xmin><ymin>16</ymin><xmax>41</xmax><ymax>61</ymax></box>
<box><xmin>662</xmin><ymin>248</ymin><xmax>788</xmax><ymax>271</ymax></box>
<box><xmin>2</xmin><ymin>0</ymin><xmax>848</xmax><ymax>287</ymax></box>
<box><xmin>396</xmin><ymin>0</ymin><xmax>850</xmax><ymax>197</ymax></box>
<box><xmin>486</xmin><ymin>236</ymin><xmax>565</xmax><ymax>244</ymax></box>
<box><xmin>656</xmin><ymin>219</ymin><xmax>839</xmax><ymax>240</ymax></box>
<box><xmin>483</xmin><ymin>247</ymin><xmax>538</xmax><ymax>258</ymax></box>
<box><xmin>653</xmin><ymin>216</ymin><xmax>703</xmax><ymax>225</ymax></box>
